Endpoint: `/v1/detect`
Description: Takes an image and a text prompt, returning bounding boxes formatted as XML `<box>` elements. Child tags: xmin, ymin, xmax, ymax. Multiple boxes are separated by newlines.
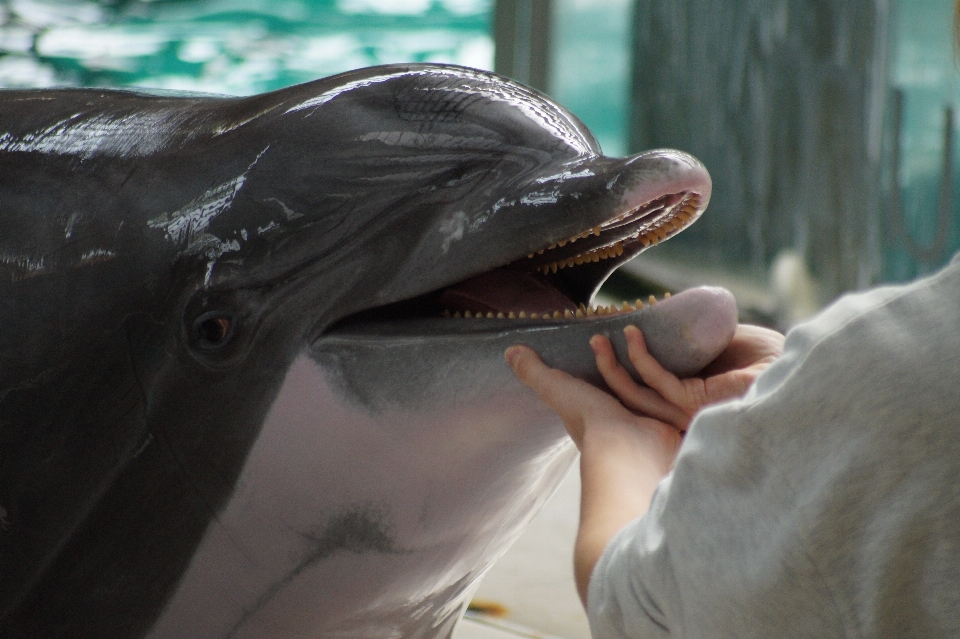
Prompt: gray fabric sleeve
<box><xmin>587</xmin><ymin>259</ymin><xmax>960</xmax><ymax>639</ymax></box>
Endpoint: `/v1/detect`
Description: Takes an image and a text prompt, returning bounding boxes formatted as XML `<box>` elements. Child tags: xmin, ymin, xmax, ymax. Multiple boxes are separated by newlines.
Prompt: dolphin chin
<box><xmin>0</xmin><ymin>63</ymin><xmax>730</xmax><ymax>638</ymax></box>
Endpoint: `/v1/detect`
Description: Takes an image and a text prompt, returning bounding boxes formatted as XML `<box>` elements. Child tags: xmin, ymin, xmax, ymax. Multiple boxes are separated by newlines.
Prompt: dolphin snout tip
<box><xmin>617</xmin><ymin>148</ymin><xmax>712</xmax><ymax>214</ymax></box>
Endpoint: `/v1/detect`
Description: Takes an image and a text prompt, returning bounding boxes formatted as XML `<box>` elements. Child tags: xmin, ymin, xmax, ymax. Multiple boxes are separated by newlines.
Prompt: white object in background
<box><xmin>770</xmin><ymin>249</ymin><xmax>820</xmax><ymax>330</ymax></box>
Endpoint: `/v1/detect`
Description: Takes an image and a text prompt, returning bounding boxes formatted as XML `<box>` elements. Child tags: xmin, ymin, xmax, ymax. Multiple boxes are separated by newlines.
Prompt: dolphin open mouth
<box><xmin>318</xmin><ymin>147</ymin><xmax>737</xmax><ymax>385</ymax></box>
<box><xmin>435</xmin><ymin>192</ymin><xmax>700</xmax><ymax>320</ymax></box>
<box><xmin>331</xmin><ymin>189</ymin><xmax>702</xmax><ymax>331</ymax></box>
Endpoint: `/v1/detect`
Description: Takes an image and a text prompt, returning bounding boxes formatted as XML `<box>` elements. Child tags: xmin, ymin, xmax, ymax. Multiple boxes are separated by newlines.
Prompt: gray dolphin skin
<box><xmin>0</xmin><ymin>64</ymin><xmax>734</xmax><ymax>638</ymax></box>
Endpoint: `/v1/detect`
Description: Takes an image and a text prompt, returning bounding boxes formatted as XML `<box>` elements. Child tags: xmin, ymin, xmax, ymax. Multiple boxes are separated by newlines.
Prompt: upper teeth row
<box><xmin>525</xmin><ymin>226</ymin><xmax>603</xmax><ymax>259</ymax></box>
<box><xmin>525</xmin><ymin>193</ymin><xmax>702</xmax><ymax>261</ymax></box>
<box><xmin>545</xmin><ymin>226</ymin><xmax>603</xmax><ymax>251</ymax></box>
<box><xmin>537</xmin><ymin>242</ymin><xmax>625</xmax><ymax>275</ymax></box>
<box><xmin>441</xmin><ymin>294</ymin><xmax>671</xmax><ymax>319</ymax></box>
<box><xmin>637</xmin><ymin>197</ymin><xmax>699</xmax><ymax>247</ymax></box>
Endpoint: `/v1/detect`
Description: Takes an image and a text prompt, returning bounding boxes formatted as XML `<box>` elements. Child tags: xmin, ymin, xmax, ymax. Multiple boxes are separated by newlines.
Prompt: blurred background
<box><xmin>0</xmin><ymin>0</ymin><xmax>954</xmax><ymax>636</ymax></box>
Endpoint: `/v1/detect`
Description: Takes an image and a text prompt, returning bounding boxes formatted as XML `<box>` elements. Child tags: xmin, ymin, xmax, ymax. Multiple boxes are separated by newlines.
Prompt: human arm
<box><xmin>504</xmin><ymin>323</ymin><xmax>783</xmax><ymax>606</ymax></box>
<box><xmin>505</xmin><ymin>345</ymin><xmax>682</xmax><ymax>605</ymax></box>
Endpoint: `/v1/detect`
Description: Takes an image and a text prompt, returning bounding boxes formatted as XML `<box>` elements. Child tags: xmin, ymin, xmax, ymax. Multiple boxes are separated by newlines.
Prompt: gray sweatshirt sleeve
<box><xmin>587</xmin><ymin>258</ymin><xmax>960</xmax><ymax>639</ymax></box>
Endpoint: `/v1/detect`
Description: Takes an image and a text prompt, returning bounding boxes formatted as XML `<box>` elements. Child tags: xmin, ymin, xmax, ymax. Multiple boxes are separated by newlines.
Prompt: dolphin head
<box><xmin>0</xmin><ymin>65</ymin><xmax>733</xmax><ymax>638</ymax></box>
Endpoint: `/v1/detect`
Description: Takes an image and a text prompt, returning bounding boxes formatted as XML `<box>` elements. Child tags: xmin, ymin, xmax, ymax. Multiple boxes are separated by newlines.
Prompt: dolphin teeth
<box><xmin>575</xmin><ymin>309</ymin><xmax>584</xmax><ymax>317</ymax></box>
<box><xmin>558</xmin><ymin>239</ymin><xmax>567</xmax><ymax>247</ymax></box>
<box><xmin>624</xmin><ymin>302</ymin><xmax>636</xmax><ymax>311</ymax></box>
<box><xmin>548</xmin><ymin>243</ymin><xmax>557</xmax><ymax>250</ymax></box>
<box><xmin>454</xmin><ymin>311</ymin><xmax>462</xmax><ymax>318</ymax></box>
<box><xmin>497</xmin><ymin>312</ymin><xmax>505</xmax><ymax>318</ymax></box>
<box><xmin>508</xmin><ymin>312</ymin><xmax>517</xmax><ymax>318</ymax></box>
<box><xmin>586</xmin><ymin>307</ymin><xmax>596</xmax><ymax>316</ymax></box>
<box><xmin>486</xmin><ymin>312</ymin><xmax>495</xmax><ymax>318</ymax></box>
<box><xmin>527</xmin><ymin>253</ymin><xmax>534</xmax><ymax>259</ymax></box>
<box><xmin>635</xmin><ymin>298</ymin><xmax>645</xmax><ymax>308</ymax></box>
<box><xmin>640</xmin><ymin>236</ymin><xmax>652</xmax><ymax>247</ymax></box>
<box><xmin>464</xmin><ymin>310</ymin><xmax>473</xmax><ymax>318</ymax></box>
<box><xmin>442</xmin><ymin>309</ymin><xmax>451</xmax><ymax>318</ymax></box>
<box><xmin>649</xmin><ymin>295</ymin><xmax>657</xmax><ymax>305</ymax></box>
<box><xmin>538</xmin><ymin>249</ymin><xmax>545</xmax><ymax>255</ymax></box>
<box><xmin>664</xmin><ymin>292</ymin><xmax>671</xmax><ymax>298</ymax></box>
<box><xmin>564</xmin><ymin>310</ymin><xmax>573</xmax><ymax>318</ymax></box>
<box><xmin>550</xmin><ymin>263</ymin><xmax>558</xmax><ymax>274</ymax></box>
<box><xmin>519</xmin><ymin>311</ymin><xmax>527</xmax><ymax>318</ymax></box>
<box><xmin>530</xmin><ymin>313</ymin><xmax>539</xmax><ymax>319</ymax></box>
<box><xmin>553</xmin><ymin>310</ymin><xmax>562</xmax><ymax>319</ymax></box>
<box><xmin>593</xmin><ymin>226</ymin><xmax>601</xmax><ymax>236</ymax></box>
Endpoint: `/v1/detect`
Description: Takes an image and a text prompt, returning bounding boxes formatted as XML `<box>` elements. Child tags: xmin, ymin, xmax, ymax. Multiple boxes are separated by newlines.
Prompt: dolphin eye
<box><xmin>192</xmin><ymin>312</ymin><xmax>234</xmax><ymax>350</ymax></box>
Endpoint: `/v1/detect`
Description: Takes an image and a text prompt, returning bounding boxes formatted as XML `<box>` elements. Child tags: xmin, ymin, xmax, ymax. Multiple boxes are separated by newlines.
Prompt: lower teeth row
<box><xmin>441</xmin><ymin>294</ymin><xmax>670</xmax><ymax>319</ymax></box>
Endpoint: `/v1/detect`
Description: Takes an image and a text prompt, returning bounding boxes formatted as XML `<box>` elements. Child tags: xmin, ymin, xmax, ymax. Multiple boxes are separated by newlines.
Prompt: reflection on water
<box><xmin>0</xmin><ymin>0</ymin><xmax>493</xmax><ymax>95</ymax></box>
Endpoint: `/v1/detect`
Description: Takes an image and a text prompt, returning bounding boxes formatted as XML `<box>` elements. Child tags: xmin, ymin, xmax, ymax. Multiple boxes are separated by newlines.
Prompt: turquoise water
<box><xmin>0</xmin><ymin>0</ymin><xmax>494</xmax><ymax>95</ymax></box>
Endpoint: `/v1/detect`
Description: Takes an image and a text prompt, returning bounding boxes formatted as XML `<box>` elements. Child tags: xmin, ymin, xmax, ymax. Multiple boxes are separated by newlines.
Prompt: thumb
<box><xmin>505</xmin><ymin>345</ymin><xmax>619</xmax><ymax>425</ymax></box>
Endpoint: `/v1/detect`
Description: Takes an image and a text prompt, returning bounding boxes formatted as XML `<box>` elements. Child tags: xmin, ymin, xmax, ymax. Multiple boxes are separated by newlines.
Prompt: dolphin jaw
<box><xmin>323</xmin><ymin>186</ymin><xmax>706</xmax><ymax>337</ymax></box>
<box><xmin>519</xmin><ymin>191</ymin><xmax>701</xmax><ymax>276</ymax></box>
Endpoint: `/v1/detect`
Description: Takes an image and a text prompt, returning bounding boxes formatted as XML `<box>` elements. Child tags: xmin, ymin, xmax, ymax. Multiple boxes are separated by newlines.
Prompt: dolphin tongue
<box><xmin>436</xmin><ymin>270</ymin><xmax>578</xmax><ymax>316</ymax></box>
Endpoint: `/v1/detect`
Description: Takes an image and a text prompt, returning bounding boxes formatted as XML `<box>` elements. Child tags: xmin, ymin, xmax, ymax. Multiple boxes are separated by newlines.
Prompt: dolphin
<box><xmin>0</xmin><ymin>64</ymin><xmax>735</xmax><ymax>638</ymax></box>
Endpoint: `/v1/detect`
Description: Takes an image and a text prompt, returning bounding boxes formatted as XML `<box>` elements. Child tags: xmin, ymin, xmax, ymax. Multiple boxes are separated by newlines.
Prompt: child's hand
<box><xmin>505</xmin><ymin>344</ymin><xmax>682</xmax><ymax>456</ymax></box>
<box><xmin>592</xmin><ymin>324</ymin><xmax>785</xmax><ymax>432</ymax></box>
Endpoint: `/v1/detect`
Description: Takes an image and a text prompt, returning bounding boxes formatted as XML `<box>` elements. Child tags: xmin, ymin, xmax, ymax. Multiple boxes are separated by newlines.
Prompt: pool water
<box><xmin>0</xmin><ymin>0</ymin><xmax>493</xmax><ymax>95</ymax></box>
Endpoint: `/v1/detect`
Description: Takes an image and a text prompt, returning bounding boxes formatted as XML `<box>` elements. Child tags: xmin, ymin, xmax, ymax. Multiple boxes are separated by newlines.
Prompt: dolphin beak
<box><xmin>322</xmin><ymin>148</ymin><xmax>720</xmax><ymax>359</ymax></box>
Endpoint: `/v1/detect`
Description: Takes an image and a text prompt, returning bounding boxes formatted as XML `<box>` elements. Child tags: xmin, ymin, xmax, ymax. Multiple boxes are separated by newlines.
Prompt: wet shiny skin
<box><xmin>0</xmin><ymin>64</ymin><xmax>722</xmax><ymax>638</ymax></box>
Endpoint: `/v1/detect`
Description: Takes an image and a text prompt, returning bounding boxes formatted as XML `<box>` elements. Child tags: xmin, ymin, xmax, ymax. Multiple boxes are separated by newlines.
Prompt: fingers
<box><xmin>622</xmin><ymin>326</ymin><xmax>702</xmax><ymax>412</ymax></box>
<box><xmin>505</xmin><ymin>345</ymin><xmax>569</xmax><ymax>409</ymax></box>
<box><xmin>506</xmin><ymin>345</ymin><xmax>620</xmax><ymax>443</ymax></box>
<box><xmin>589</xmin><ymin>335</ymin><xmax>690</xmax><ymax>430</ymax></box>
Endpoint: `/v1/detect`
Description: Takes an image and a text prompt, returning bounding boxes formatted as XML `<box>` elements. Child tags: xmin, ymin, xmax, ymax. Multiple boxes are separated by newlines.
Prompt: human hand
<box><xmin>591</xmin><ymin>324</ymin><xmax>785</xmax><ymax>432</ymax></box>
<box><xmin>505</xmin><ymin>344</ymin><xmax>682</xmax><ymax>459</ymax></box>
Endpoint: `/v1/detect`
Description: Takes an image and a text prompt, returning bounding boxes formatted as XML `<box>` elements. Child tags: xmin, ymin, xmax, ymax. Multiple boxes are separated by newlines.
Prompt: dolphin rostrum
<box><xmin>0</xmin><ymin>64</ymin><xmax>735</xmax><ymax>638</ymax></box>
